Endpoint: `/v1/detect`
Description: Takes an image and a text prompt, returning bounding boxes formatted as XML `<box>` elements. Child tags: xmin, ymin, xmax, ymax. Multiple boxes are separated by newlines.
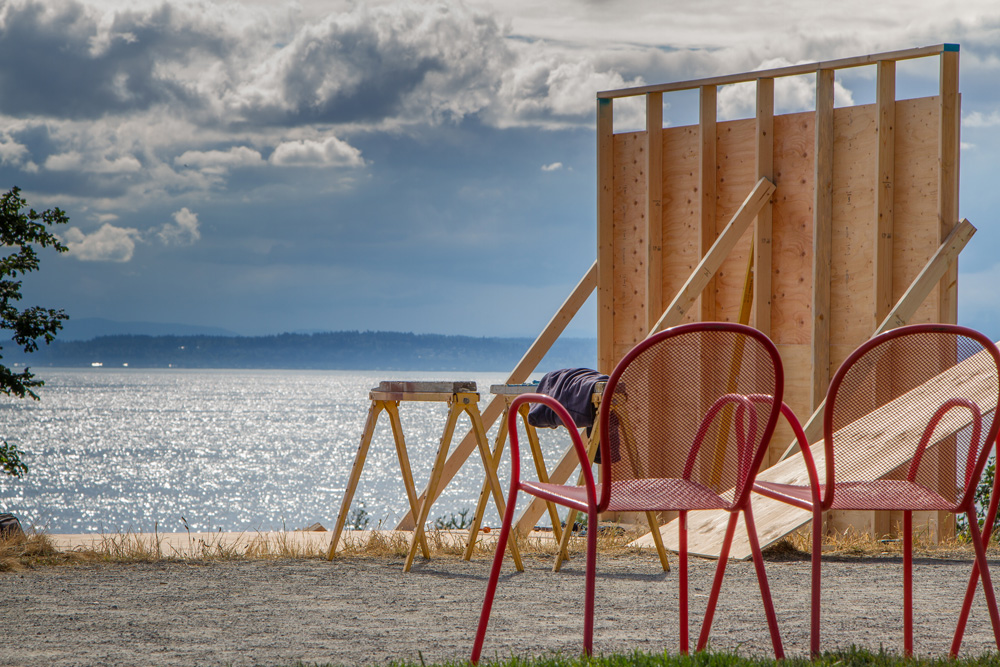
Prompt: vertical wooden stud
<box><xmin>700</xmin><ymin>85</ymin><xmax>718</xmax><ymax>322</ymax></box>
<box><xmin>646</xmin><ymin>92</ymin><xmax>664</xmax><ymax>335</ymax></box>
<box><xmin>939</xmin><ymin>46</ymin><xmax>960</xmax><ymax>325</ymax></box>
<box><xmin>811</xmin><ymin>69</ymin><xmax>835</xmax><ymax>412</ymax></box>
<box><xmin>597</xmin><ymin>98</ymin><xmax>615</xmax><ymax>373</ymax></box>
<box><xmin>937</xmin><ymin>45</ymin><xmax>961</xmax><ymax>541</ymax></box>
<box><xmin>875</xmin><ymin>61</ymin><xmax>896</xmax><ymax>329</ymax></box>
<box><xmin>755</xmin><ymin>78</ymin><xmax>774</xmax><ymax>336</ymax></box>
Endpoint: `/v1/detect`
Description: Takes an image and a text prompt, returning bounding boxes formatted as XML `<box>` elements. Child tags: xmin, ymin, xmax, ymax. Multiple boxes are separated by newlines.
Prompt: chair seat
<box><xmin>522</xmin><ymin>477</ymin><xmax>732</xmax><ymax>513</ymax></box>
<box><xmin>755</xmin><ymin>479</ymin><xmax>956</xmax><ymax>512</ymax></box>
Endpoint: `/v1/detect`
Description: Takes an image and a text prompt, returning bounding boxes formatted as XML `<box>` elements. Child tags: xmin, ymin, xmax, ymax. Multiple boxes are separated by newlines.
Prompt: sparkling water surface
<box><xmin>0</xmin><ymin>368</ymin><xmax>578</xmax><ymax>534</ymax></box>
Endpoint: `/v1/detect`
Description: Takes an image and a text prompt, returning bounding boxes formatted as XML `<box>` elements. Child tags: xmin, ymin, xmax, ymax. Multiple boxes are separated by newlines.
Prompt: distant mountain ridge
<box><xmin>58</xmin><ymin>317</ymin><xmax>240</xmax><ymax>341</ymax></box>
<box><xmin>8</xmin><ymin>329</ymin><xmax>597</xmax><ymax>372</ymax></box>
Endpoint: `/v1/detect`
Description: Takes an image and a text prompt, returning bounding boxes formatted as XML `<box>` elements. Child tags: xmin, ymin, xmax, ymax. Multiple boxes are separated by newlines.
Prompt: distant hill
<box><xmin>58</xmin><ymin>317</ymin><xmax>240</xmax><ymax>341</ymax></box>
<box><xmin>6</xmin><ymin>330</ymin><xmax>598</xmax><ymax>372</ymax></box>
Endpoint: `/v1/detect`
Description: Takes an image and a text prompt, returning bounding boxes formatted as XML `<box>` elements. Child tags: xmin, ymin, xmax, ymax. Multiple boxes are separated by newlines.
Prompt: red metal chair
<box><xmin>754</xmin><ymin>323</ymin><xmax>1000</xmax><ymax>657</ymax></box>
<box><xmin>471</xmin><ymin>322</ymin><xmax>787</xmax><ymax>661</ymax></box>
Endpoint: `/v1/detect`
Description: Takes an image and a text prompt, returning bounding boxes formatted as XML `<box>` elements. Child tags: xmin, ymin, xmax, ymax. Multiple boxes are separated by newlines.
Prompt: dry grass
<box><xmin>78</xmin><ymin>527</ymin><xmax>332</xmax><ymax>562</ymax></box>
<box><xmin>0</xmin><ymin>531</ymin><xmax>92</xmax><ymax>571</ymax></box>
<box><xmin>761</xmin><ymin>525</ymin><xmax>999</xmax><ymax>561</ymax></box>
<box><xmin>9</xmin><ymin>518</ymin><xmax>998</xmax><ymax>569</ymax></box>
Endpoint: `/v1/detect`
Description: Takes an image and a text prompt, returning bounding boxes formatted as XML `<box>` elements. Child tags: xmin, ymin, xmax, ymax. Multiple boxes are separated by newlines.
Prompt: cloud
<box><xmin>226</xmin><ymin>1</ymin><xmax>512</xmax><ymax>127</ymax></box>
<box><xmin>0</xmin><ymin>0</ymin><xmax>225</xmax><ymax>119</ymax></box>
<box><xmin>717</xmin><ymin>58</ymin><xmax>857</xmax><ymax>120</ymax></box>
<box><xmin>174</xmin><ymin>146</ymin><xmax>265</xmax><ymax>172</ymax></box>
<box><xmin>44</xmin><ymin>150</ymin><xmax>143</xmax><ymax>174</ymax></box>
<box><xmin>541</xmin><ymin>162</ymin><xmax>562</xmax><ymax>171</ymax></box>
<box><xmin>0</xmin><ymin>134</ymin><xmax>29</xmax><ymax>165</ymax></box>
<box><xmin>268</xmin><ymin>137</ymin><xmax>365</xmax><ymax>167</ymax></box>
<box><xmin>64</xmin><ymin>222</ymin><xmax>142</xmax><ymax>262</ymax></box>
<box><xmin>63</xmin><ymin>206</ymin><xmax>202</xmax><ymax>260</ymax></box>
<box><xmin>489</xmin><ymin>46</ymin><xmax>645</xmax><ymax>127</ymax></box>
<box><xmin>157</xmin><ymin>207</ymin><xmax>200</xmax><ymax>246</ymax></box>
<box><xmin>965</xmin><ymin>110</ymin><xmax>1000</xmax><ymax>128</ymax></box>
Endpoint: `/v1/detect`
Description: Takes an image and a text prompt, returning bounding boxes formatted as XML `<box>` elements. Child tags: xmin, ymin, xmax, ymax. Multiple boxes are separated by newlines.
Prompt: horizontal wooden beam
<box><xmin>598</xmin><ymin>44</ymin><xmax>955</xmax><ymax>100</ymax></box>
<box><xmin>649</xmin><ymin>177</ymin><xmax>775</xmax><ymax>335</ymax></box>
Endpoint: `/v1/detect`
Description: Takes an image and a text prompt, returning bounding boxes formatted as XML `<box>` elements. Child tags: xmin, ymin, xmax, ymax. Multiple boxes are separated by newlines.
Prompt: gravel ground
<box><xmin>1</xmin><ymin>551</ymin><xmax>999</xmax><ymax>666</ymax></box>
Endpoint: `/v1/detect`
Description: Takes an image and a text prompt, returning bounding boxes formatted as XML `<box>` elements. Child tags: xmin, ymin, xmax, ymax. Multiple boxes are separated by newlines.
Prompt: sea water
<box><xmin>0</xmin><ymin>368</ymin><xmax>573</xmax><ymax>534</ymax></box>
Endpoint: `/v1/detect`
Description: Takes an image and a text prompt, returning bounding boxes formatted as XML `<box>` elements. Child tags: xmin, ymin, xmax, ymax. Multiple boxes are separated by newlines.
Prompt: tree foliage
<box><xmin>0</xmin><ymin>186</ymin><xmax>69</xmax><ymax>478</ymax></box>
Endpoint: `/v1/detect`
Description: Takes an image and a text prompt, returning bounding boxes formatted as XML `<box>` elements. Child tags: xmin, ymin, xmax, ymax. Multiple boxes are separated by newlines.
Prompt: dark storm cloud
<box><xmin>0</xmin><ymin>0</ymin><xmax>226</xmax><ymax>119</ymax></box>
<box><xmin>229</xmin><ymin>2</ymin><xmax>513</xmax><ymax>126</ymax></box>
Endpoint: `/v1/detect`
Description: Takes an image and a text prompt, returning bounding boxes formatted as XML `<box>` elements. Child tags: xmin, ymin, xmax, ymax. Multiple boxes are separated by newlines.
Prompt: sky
<box><xmin>2</xmin><ymin>0</ymin><xmax>1000</xmax><ymax>340</ymax></box>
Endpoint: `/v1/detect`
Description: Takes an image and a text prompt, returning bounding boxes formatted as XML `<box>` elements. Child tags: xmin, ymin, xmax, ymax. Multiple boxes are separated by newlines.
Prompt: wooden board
<box><xmin>612</xmin><ymin>130</ymin><xmax>649</xmax><ymax>363</ymax></box>
<box><xmin>660</xmin><ymin>125</ymin><xmax>701</xmax><ymax>328</ymax></box>
<box><xmin>376</xmin><ymin>381</ymin><xmax>477</xmax><ymax>394</ymax></box>
<box><xmin>630</xmin><ymin>341</ymin><xmax>1000</xmax><ymax>559</ymax></box>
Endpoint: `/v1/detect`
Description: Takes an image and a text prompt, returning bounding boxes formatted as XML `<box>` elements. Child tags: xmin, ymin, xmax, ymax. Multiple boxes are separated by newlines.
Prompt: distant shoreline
<box><xmin>9</xmin><ymin>330</ymin><xmax>598</xmax><ymax>372</ymax></box>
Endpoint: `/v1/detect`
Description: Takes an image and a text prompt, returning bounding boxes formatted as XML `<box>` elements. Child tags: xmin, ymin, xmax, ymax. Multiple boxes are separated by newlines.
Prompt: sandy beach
<box><xmin>2</xmin><ymin>543</ymin><xmax>1000</xmax><ymax>667</ymax></box>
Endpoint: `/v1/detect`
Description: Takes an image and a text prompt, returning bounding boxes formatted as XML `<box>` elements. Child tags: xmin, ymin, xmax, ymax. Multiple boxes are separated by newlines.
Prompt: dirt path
<box><xmin>2</xmin><ymin>551</ymin><xmax>999</xmax><ymax>666</ymax></box>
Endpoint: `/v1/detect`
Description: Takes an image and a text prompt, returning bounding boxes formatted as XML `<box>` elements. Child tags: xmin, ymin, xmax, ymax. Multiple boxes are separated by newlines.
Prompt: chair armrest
<box><xmin>508</xmin><ymin>393</ymin><xmax>597</xmax><ymax>509</ymax></box>
<box><xmin>779</xmin><ymin>401</ymin><xmax>824</xmax><ymax>510</ymax></box>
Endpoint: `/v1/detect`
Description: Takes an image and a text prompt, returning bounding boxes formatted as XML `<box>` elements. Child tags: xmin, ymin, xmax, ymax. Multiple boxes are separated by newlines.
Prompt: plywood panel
<box><xmin>771</xmin><ymin>343</ymin><xmax>812</xmax><ymax>466</ymax></box>
<box><xmin>714</xmin><ymin>118</ymin><xmax>757</xmax><ymax>322</ymax></box>
<box><xmin>770</xmin><ymin>111</ymin><xmax>814</xmax><ymax>346</ymax></box>
<box><xmin>597</xmin><ymin>47</ymin><xmax>963</xmax><ymax>548</ymax></box>
<box><xmin>660</xmin><ymin>125</ymin><xmax>701</xmax><ymax>327</ymax></box>
<box><xmin>612</xmin><ymin>131</ymin><xmax>648</xmax><ymax>364</ymax></box>
<box><xmin>894</xmin><ymin>97</ymin><xmax>941</xmax><ymax>325</ymax></box>
<box><xmin>830</xmin><ymin>103</ymin><xmax>877</xmax><ymax>352</ymax></box>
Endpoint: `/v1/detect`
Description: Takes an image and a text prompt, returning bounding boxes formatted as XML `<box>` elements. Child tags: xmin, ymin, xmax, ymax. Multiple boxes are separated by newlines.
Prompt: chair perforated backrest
<box><xmin>824</xmin><ymin>324</ymin><xmax>1000</xmax><ymax>510</ymax></box>
<box><xmin>597</xmin><ymin>323</ymin><xmax>784</xmax><ymax>511</ymax></box>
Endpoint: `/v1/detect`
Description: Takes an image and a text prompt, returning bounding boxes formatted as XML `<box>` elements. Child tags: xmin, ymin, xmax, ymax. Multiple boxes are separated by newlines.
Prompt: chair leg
<box><xmin>960</xmin><ymin>510</ymin><xmax>1000</xmax><ymax>655</ymax></box>
<box><xmin>583</xmin><ymin>504</ymin><xmax>599</xmax><ymax>656</ymax></box>
<box><xmin>810</xmin><ymin>506</ymin><xmax>822</xmax><ymax>657</ymax></box>
<box><xmin>470</xmin><ymin>487</ymin><xmax>519</xmax><ymax>664</ymax></box>
<box><xmin>679</xmin><ymin>510</ymin><xmax>689</xmax><ymax>654</ymax></box>
<box><xmin>743</xmin><ymin>505</ymin><xmax>785</xmax><ymax>659</ymax></box>
<box><xmin>952</xmin><ymin>494</ymin><xmax>1000</xmax><ymax>656</ymax></box>
<box><xmin>951</xmin><ymin>554</ymin><xmax>979</xmax><ymax>657</ymax></box>
<box><xmin>903</xmin><ymin>511</ymin><xmax>913</xmax><ymax>656</ymax></box>
<box><xmin>696</xmin><ymin>511</ymin><xmax>737</xmax><ymax>652</ymax></box>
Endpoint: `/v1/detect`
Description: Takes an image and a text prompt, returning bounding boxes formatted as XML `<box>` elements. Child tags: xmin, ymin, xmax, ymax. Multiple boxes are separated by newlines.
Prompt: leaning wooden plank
<box><xmin>394</xmin><ymin>261</ymin><xmax>597</xmax><ymax>530</ymax></box>
<box><xmin>779</xmin><ymin>218</ymin><xmax>977</xmax><ymax>460</ymax></box>
<box><xmin>630</xmin><ymin>340</ymin><xmax>1000</xmax><ymax>560</ymax></box>
<box><xmin>649</xmin><ymin>177</ymin><xmax>775</xmax><ymax>335</ymax></box>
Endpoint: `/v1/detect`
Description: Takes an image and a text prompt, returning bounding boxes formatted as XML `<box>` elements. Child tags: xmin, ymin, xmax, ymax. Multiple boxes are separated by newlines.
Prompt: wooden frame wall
<box><xmin>596</xmin><ymin>44</ymin><xmax>964</xmax><ymax>540</ymax></box>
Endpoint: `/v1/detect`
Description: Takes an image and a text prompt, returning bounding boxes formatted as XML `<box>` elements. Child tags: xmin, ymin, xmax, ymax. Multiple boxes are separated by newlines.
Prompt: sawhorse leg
<box><xmin>405</xmin><ymin>395</ymin><xmax>523</xmax><ymax>571</ymax></box>
<box><xmin>328</xmin><ymin>399</ymin><xmax>430</xmax><ymax>560</ymax></box>
<box><xmin>466</xmin><ymin>401</ymin><xmax>563</xmax><ymax>559</ymax></box>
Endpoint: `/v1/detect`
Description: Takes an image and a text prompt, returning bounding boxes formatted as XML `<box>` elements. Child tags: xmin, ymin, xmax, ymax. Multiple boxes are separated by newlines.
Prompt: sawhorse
<box><xmin>326</xmin><ymin>380</ymin><xmax>522</xmax><ymax>572</ymax></box>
